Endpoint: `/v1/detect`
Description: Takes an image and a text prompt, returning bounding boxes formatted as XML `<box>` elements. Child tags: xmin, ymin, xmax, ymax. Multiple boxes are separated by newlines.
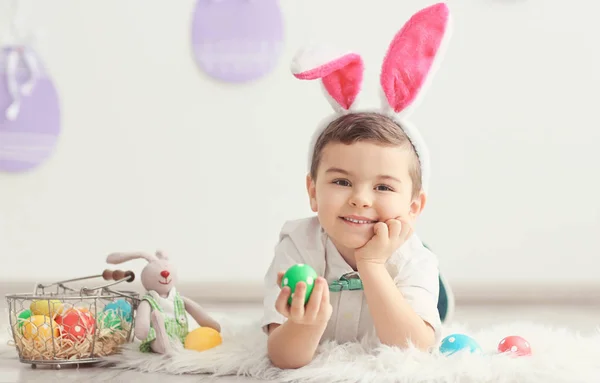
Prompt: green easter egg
<box><xmin>281</xmin><ymin>264</ymin><xmax>318</xmax><ymax>305</ymax></box>
<box><xmin>17</xmin><ymin>309</ymin><xmax>32</xmax><ymax>330</ymax></box>
<box><xmin>100</xmin><ymin>310</ymin><xmax>122</xmax><ymax>330</ymax></box>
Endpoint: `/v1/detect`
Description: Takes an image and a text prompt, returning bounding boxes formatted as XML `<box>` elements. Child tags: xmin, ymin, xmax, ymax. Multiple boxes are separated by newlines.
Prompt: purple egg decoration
<box><xmin>191</xmin><ymin>0</ymin><xmax>284</xmax><ymax>83</ymax></box>
<box><xmin>0</xmin><ymin>45</ymin><xmax>61</xmax><ymax>173</ymax></box>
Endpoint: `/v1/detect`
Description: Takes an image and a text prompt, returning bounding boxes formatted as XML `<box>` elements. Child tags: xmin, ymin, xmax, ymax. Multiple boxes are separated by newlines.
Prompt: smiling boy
<box><xmin>261</xmin><ymin>2</ymin><xmax>453</xmax><ymax>370</ymax></box>
<box><xmin>262</xmin><ymin>113</ymin><xmax>447</xmax><ymax>369</ymax></box>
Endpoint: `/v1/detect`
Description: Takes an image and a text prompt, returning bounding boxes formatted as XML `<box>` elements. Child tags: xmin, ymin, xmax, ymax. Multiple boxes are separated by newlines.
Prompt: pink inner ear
<box><xmin>294</xmin><ymin>53</ymin><xmax>363</xmax><ymax>110</ymax></box>
<box><xmin>381</xmin><ymin>3</ymin><xmax>449</xmax><ymax>113</ymax></box>
<box><xmin>321</xmin><ymin>59</ymin><xmax>363</xmax><ymax>110</ymax></box>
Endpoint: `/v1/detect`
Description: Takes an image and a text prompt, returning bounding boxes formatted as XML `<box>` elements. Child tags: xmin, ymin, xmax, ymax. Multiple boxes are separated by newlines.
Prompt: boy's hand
<box><xmin>355</xmin><ymin>218</ymin><xmax>413</xmax><ymax>266</ymax></box>
<box><xmin>275</xmin><ymin>271</ymin><xmax>332</xmax><ymax>327</ymax></box>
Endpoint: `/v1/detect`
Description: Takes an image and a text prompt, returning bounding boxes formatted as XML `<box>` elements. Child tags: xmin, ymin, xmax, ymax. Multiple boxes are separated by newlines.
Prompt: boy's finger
<box><xmin>374</xmin><ymin>222</ymin><xmax>388</xmax><ymax>242</ymax></box>
<box><xmin>320</xmin><ymin>279</ymin><xmax>332</xmax><ymax>320</ymax></box>
<box><xmin>387</xmin><ymin>219</ymin><xmax>402</xmax><ymax>239</ymax></box>
<box><xmin>276</xmin><ymin>271</ymin><xmax>285</xmax><ymax>287</ymax></box>
<box><xmin>290</xmin><ymin>282</ymin><xmax>306</xmax><ymax>320</ymax></box>
<box><xmin>305</xmin><ymin>278</ymin><xmax>324</xmax><ymax>321</ymax></box>
<box><xmin>274</xmin><ymin>286</ymin><xmax>291</xmax><ymax>318</ymax></box>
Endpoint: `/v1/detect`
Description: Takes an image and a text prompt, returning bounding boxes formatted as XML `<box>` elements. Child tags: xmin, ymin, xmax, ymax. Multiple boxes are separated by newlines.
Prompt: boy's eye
<box><xmin>333</xmin><ymin>179</ymin><xmax>351</xmax><ymax>187</ymax></box>
<box><xmin>375</xmin><ymin>185</ymin><xmax>394</xmax><ymax>192</ymax></box>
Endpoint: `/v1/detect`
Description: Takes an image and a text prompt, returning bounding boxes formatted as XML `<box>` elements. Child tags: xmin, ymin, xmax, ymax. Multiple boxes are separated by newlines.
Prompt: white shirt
<box><xmin>261</xmin><ymin>216</ymin><xmax>442</xmax><ymax>344</ymax></box>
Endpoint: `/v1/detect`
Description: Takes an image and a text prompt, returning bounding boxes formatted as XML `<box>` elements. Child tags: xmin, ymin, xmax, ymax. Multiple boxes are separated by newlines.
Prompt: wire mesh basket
<box><xmin>5</xmin><ymin>269</ymin><xmax>140</xmax><ymax>369</ymax></box>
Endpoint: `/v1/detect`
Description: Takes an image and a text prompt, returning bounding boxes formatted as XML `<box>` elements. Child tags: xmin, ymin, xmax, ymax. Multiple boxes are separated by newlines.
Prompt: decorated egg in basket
<box><xmin>16</xmin><ymin>309</ymin><xmax>32</xmax><ymax>330</ymax></box>
<box><xmin>22</xmin><ymin>315</ymin><xmax>60</xmax><ymax>345</ymax></box>
<box><xmin>103</xmin><ymin>299</ymin><xmax>132</xmax><ymax>322</ymax></box>
<box><xmin>55</xmin><ymin>308</ymin><xmax>96</xmax><ymax>341</ymax></box>
<box><xmin>98</xmin><ymin>308</ymin><xmax>123</xmax><ymax>330</ymax></box>
<box><xmin>30</xmin><ymin>299</ymin><xmax>63</xmax><ymax>318</ymax></box>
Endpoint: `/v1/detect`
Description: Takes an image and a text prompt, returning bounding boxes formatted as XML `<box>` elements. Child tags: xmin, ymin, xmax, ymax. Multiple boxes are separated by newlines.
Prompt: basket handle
<box><xmin>102</xmin><ymin>269</ymin><xmax>135</xmax><ymax>282</ymax></box>
<box><xmin>79</xmin><ymin>270</ymin><xmax>137</xmax><ymax>296</ymax></box>
<box><xmin>34</xmin><ymin>270</ymin><xmax>138</xmax><ymax>297</ymax></box>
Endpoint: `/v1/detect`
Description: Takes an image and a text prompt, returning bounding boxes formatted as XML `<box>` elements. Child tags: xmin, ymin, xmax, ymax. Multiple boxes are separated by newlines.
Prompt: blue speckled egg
<box><xmin>103</xmin><ymin>299</ymin><xmax>132</xmax><ymax>322</ymax></box>
<box><xmin>439</xmin><ymin>334</ymin><xmax>481</xmax><ymax>355</ymax></box>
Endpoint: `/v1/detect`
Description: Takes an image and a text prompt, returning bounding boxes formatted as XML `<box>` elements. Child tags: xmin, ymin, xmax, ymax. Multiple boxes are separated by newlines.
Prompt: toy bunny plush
<box><xmin>106</xmin><ymin>250</ymin><xmax>221</xmax><ymax>354</ymax></box>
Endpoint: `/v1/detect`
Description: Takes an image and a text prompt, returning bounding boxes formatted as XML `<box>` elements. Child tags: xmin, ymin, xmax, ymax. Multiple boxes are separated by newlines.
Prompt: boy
<box><xmin>261</xmin><ymin>113</ymin><xmax>451</xmax><ymax>369</ymax></box>
<box><xmin>261</xmin><ymin>2</ymin><xmax>453</xmax><ymax>370</ymax></box>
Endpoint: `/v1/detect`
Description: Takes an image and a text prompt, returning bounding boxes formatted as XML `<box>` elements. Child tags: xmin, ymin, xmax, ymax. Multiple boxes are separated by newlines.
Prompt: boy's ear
<box><xmin>306</xmin><ymin>174</ymin><xmax>318</xmax><ymax>212</ymax></box>
<box><xmin>409</xmin><ymin>190</ymin><xmax>427</xmax><ymax>217</ymax></box>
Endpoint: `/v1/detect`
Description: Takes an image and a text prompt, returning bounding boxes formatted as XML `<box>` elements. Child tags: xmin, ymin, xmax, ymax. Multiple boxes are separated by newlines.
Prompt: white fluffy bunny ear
<box><xmin>106</xmin><ymin>252</ymin><xmax>158</xmax><ymax>264</ymax></box>
<box><xmin>380</xmin><ymin>2</ymin><xmax>451</xmax><ymax>117</ymax></box>
<box><xmin>155</xmin><ymin>250</ymin><xmax>169</xmax><ymax>260</ymax></box>
<box><xmin>291</xmin><ymin>47</ymin><xmax>364</xmax><ymax>113</ymax></box>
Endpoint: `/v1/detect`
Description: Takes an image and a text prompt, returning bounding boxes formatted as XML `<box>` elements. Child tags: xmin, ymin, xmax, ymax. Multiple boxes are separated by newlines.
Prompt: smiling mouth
<box><xmin>341</xmin><ymin>216</ymin><xmax>378</xmax><ymax>224</ymax></box>
<box><xmin>159</xmin><ymin>279</ymin><xmax>171</xmax><ymax>285</ymax></box>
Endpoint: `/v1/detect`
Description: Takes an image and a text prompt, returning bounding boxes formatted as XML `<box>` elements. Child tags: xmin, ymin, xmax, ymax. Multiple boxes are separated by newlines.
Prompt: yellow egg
<box><xmin>22</xmin><ymin>315</ymin><xmax>60</xmax><ymax>345</ymax></box>
<box><xmin>184</xmin><ymin>327</ymin><xmax>222</xmax><ymax>352</ymax></box>
<box><xmin>30</xmin><ymin>300</ymin><xmax>64</xmax><ymax>318</ymax></box>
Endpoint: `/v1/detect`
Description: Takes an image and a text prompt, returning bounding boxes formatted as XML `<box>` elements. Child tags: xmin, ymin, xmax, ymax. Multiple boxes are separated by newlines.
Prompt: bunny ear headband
<box><xmin>291</xmin><ymin>2</ymin><xmax>451</xmax><ymax>193</ymax></box>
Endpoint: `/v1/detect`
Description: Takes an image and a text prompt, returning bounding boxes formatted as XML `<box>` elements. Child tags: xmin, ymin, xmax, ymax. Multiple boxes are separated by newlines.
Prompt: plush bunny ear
<box><xmin>155</xmin><ymin>250</ymin><xmax>169</xmax><ymax>260</ymax></box>
<box><xmin>106</xmin><ymin>252</ymin><xmax>158</xmax><ymax>264</ymax></box>
<box><xmin>380</xmin><ymin>2</ymin><xmax>450</xmax><ymax>116</ymax></box>
<box><xmin>291</xmin><ymin>47</ymin><xmax>364</xmax><ymax>113</ymax></box>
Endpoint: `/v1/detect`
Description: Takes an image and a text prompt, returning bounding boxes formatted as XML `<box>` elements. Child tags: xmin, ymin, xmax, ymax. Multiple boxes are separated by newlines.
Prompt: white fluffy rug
<box><xmin>104</xmin><ymin>314</ymin><xmax>600</xmax><ymax>383</ymax></box>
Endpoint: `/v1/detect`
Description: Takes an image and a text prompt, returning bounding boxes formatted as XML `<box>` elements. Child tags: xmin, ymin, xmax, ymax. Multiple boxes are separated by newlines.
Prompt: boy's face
<box><xmin>307</xmin><ymin>141</ymin><xmax>426</xmax><ymax>257</ymax></box>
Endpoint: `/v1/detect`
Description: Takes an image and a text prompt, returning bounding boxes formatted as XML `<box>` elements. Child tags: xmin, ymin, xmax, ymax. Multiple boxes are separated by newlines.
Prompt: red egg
<box><xmin>498</xmin><ymin>335</ymin><xmax>532</xmax><ymax>356</ymax></box>
<box><xmin>55</xmin><ymin>308</ymin><xmax>95</xmax><ymax>341</ymax></box>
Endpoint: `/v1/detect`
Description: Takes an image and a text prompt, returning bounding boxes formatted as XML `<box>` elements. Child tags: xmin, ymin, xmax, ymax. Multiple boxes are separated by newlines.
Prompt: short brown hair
<box><xmin>310</xmin><ymin>112</ymin><xmax>422</xmax><ymax>197</ymax></box>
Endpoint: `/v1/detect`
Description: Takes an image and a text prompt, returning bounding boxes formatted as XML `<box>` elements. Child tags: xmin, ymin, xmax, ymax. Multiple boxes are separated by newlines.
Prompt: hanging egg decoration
<box><xmin>191</xmin><ymin>0</ymin><xmax>284</xmax><ymax>83</ymax></box>
<box><xmin>0</xmin><ymin>45</ymin><xmax>61</xmax><ymax>173</ymax></box>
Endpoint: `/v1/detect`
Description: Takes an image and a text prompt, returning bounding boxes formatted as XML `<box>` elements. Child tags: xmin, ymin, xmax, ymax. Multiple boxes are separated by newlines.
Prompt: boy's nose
<box><xmin>349</xmin><ymin>191</ymin><xmax>372</xmax><ymax>208</ymax></box>
<box><xmin>351</xmin><ymin>201</ymin><xmax>370</xmax><ymax>208</ymax></box>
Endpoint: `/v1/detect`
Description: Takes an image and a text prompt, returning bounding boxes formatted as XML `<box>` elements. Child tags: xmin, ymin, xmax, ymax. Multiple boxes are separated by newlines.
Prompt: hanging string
<box><xmin>2</xmin><ymin>0</ymin><xmax>40</xmax><ymax>121</ymax></box>
<box><xmin>3</xmin><ymin>0</ymin><xmax>24</xmax><ymax>45</ymax></box>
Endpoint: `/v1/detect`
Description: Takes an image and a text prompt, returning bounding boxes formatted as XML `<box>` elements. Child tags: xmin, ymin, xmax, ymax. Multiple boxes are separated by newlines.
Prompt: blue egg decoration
<box><xmin>439</xmin><ymin>333</ymin><xmax>482</xmax><ymax>355</ymax></box>
<box><xmin>103</xmin><ymin>299</ymin><xmax>133</xmax><ymax>322</ymax></box>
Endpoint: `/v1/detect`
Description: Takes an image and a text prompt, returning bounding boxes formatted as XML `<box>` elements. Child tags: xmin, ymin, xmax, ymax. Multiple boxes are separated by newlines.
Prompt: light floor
<box><xmin>1</xmin><ymin>303</ymin><xmax>599</xmax><ymax>382</ymax></box>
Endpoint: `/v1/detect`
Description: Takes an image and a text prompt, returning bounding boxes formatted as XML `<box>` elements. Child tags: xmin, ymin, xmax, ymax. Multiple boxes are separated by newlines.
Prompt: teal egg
<box><xmin>103</xmin><ymin>299</ymin><xmax>132</xmax><ymax>322</ymax></box>
<box><xmin>439</xmin><ymin>334</ymin><xmax>482</xmax><ymax>355</ymax></box>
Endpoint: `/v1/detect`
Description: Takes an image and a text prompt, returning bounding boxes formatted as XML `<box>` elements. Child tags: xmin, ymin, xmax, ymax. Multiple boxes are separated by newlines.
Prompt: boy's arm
<box><xmin>266</xmin><ymin>274</ymin><xmax>332</xmax><ymax>369</ymax></box>
<box><xmin>261</xmin><ymin>227</ymin><xmax>331</xmax><ymax>369</ymax></box>
<box><xmin>357</xmin><ymin>261</ymin><xmax>436</xmax><ymax>350</ymax></box>
<box><xmin>354</xmin><ymin>219</ymin><xmax>439</xmax><ymax>350</ymax></box>
<box><xmin>267</xmin><ymin>321</ymin><xmax>328</xmax><ymax>369</ymax></box>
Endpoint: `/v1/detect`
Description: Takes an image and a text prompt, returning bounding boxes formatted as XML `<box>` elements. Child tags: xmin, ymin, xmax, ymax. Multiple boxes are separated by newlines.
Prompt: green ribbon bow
<box><xmin>329</xmin><ymin>272</ymin><xmax>364</xmax><ymax>292</ymax></box>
